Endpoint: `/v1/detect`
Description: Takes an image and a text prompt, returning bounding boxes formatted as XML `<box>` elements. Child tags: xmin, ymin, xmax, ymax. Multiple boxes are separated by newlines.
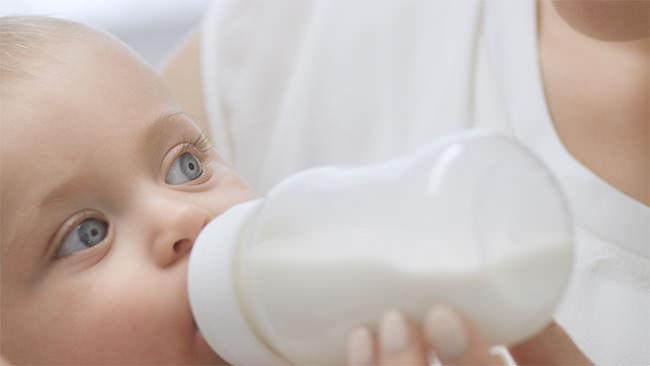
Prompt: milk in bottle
<box><xmin>188</xmin><ymin>130</ymin><xmax>573</xmax><ymax>365</ymax></box>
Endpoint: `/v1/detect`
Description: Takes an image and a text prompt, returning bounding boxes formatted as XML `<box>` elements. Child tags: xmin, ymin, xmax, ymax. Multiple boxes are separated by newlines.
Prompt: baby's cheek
<box><xmin>73</xmin><ymin>266</ymin><xmax>194</xmax><ymax>361</ymax></box>
<box><xmin>18</xmin><ymin>261</ymin><xmax>194</xmax><ymax>363</ymax></box>
<box><xmin>1</xmin><ymin>282</ymin><xmax>115</xmax><ymax>364</ymax></box>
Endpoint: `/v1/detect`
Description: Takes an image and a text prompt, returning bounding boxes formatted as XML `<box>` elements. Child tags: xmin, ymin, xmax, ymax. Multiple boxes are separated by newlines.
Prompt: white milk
<box><xmin>238</xmin><ymin>229</ymin><xmax>572</xmax><ymax>364</ymax></box>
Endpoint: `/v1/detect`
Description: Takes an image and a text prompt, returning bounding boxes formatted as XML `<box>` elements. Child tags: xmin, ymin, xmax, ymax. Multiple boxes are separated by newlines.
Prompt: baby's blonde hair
<box><xmin>0</xmin><ymin>16</ymin><xmax>91</xmax><ymax>79</ymax></box>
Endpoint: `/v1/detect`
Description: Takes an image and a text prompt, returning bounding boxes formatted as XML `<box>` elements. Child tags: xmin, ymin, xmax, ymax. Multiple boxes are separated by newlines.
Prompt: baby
<box><xmin>0</xmin><ymin>16</ymin><xmax>255</xmax><ymax>364</ymax></box>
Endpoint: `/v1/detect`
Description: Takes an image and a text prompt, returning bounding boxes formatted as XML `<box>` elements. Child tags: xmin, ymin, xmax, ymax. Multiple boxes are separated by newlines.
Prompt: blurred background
<box><xmin>0</xmin><ymin>0</ymin><xmax>211</xmax><ymax>68</ymax></box>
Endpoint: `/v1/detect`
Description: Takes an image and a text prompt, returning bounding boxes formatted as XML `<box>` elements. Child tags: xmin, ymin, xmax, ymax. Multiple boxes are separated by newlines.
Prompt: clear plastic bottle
<box><xmin>188</xmin><ymin>130</ymin><xmax>573</xmax><ymax>365</ymax></box>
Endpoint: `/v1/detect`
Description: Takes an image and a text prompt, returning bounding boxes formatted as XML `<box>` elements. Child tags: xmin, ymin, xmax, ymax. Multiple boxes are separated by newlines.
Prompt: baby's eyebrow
<box><xmin>38</xmin><ymin>175</ymin><xmax>87</xmax><ymax>211</ymax></box>
<box><xmin>143</xmin><ymin>110</ymin><xmax>195</xmax><ymax>143</ymax></box>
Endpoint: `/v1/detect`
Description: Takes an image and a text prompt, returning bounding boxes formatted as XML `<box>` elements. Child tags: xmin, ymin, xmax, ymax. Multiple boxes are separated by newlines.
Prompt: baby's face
<box><xmin>0</xmin><ymin>32</ymin><xmax>254</xmax><ymax>364</ymax></box>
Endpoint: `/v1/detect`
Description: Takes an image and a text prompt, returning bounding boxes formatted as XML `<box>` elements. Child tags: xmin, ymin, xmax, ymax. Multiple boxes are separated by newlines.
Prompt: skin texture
<box><xmin>0</xmin><ymin>27</ymin><xmax>254</xmax><ymax>364</ymax></box>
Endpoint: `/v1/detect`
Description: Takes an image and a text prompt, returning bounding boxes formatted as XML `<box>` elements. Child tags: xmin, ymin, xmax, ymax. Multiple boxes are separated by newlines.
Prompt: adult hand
<box><xmin>346</xmin><ymin>305</ymin><xmax>504</xmax><ymax>365</ymax></box>
<box><xmin>345</xmin><ymin>305</ymin><xmax>592</xmax><ymax>366</ymax></box>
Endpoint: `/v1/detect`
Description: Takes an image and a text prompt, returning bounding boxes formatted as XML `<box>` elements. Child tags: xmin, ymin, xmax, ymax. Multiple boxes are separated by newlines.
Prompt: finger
<box><xmin>508</xmin><ymin>321</ymin><xmax>592</xmax><ymax>365</ymax></box>
<box><xmin>347</xmin><ymin>327</ymin><xmax>375</xmax><ymax>366</ymax></box>
<box><xmin>423</xmin><ymin>305</ymin><xmax>504</xmax><ymax>366</ymax></box>
<box><xmin>377</xmin><ymin>310</ymin><xmax>429</xmax><ymax>366</ymax></box>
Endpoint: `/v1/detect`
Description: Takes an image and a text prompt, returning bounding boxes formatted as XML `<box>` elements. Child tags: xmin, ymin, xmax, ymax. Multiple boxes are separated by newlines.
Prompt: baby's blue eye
<box><xmin>57</xmin><ymin>218</ymin><xmax>108</xmax><ymax>257</ymax></box>
<box><xmin>166</xmin><ymin>152</ymin><xmax>203</xmax><ymax>185</ymax></box>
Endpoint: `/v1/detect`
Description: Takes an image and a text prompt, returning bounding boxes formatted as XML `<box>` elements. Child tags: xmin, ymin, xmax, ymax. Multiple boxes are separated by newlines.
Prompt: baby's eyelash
<box><xmin>180</xmin><ymin>134</ymin><xmax>212</xmax><ymax>156</ymax></box>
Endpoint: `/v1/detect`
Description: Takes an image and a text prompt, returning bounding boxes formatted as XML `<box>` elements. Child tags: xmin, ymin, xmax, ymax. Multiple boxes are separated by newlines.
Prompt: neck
<box><xmin>543</xmin><ymin>0</ymin><xmax>649</xmax><ymax>43</ymax></box>
<box><xmin>539</xmin><ymin>0</ymin><xmax>649</xmax><ymax>57</ymax></box>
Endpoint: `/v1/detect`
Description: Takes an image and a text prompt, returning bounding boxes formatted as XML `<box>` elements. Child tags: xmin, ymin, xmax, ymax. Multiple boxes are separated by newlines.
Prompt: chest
<box><xmin>538</xmin><ymin>40</ymin><xmax>649</xmax><ymax>205</ymax></box>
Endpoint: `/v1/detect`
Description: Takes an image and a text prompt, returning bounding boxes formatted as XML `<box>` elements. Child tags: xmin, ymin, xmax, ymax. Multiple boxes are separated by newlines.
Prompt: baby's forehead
<box><xmin>1</xmin><ymin>17</ymin><xmax>95</xmax><ymax>80</ymax></box>
<box><xmin>2</xmin><ymin>29</ymin><xmax>177</xmax><ymax>137</ymax></box>
<box><xmin>2</xmin><ymin>19</ymin><xmax>161</xmax><ymax>104</ymax></box>
<box><xmin>1</xmin><ymin>26</ymin><xmax>179</xmax><ymax>215</ymax></box>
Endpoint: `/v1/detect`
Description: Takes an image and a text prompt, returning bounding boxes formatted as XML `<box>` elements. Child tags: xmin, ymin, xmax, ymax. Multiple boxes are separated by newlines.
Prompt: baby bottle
<box><xmin>188</xmin><ymin>129</ymin><xmax>573</xmax><ymax>365</ymax></box>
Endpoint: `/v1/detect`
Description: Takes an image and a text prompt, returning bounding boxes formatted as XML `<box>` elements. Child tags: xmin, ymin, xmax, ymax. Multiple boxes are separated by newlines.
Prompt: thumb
<box><xmin>509</xmin><ymin>321</ymin><xmax>592</xmax><ymax>365</ymax></box>
<box><xmin>423</xmin><ymin>305</ymin><xmax>504</xmax><ymax>365</ymax></box>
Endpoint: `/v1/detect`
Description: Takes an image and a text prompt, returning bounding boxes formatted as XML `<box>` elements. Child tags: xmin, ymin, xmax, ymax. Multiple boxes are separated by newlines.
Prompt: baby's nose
<box><xmin>153</xmin><ymin>204</ymin><xmax>211</xmax><ymax>268</ymax></box>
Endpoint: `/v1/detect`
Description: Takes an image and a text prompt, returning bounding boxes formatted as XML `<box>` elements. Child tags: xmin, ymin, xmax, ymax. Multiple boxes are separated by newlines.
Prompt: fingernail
<box><xmin>424</xmin><ymin>305</ymin><xmax>468</xmax><ymax>362</ymax></box>
<box><xmin>379</xmin><ymin>310</ymin><xmax>409</xmax><ymax>353</ymax></box>
<box><xmin>347</xmin><ymin>327</ymin><xmax>373</xmax><ymax>366</ymax></box>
